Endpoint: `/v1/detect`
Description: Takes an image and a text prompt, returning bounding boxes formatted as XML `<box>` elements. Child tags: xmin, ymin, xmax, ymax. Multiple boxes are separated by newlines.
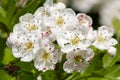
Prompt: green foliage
<box><xmin>2</xmin><ymin>47</ymin><xmax>15</xmax><ymax>64</ymax></box>
<box><xmin>0</xmin><ymin>69</ymin><xmax>13</xmax><ymax>80</ymax></box>
<box><xmin>112</xmin><ymin>17</ymin><xmax>120</xmax><ymax>41</ymax></box>
<box><xmin>102</xmin><ymin>44</ymin><xmax>120</xmax><ymax>68</ymax></box>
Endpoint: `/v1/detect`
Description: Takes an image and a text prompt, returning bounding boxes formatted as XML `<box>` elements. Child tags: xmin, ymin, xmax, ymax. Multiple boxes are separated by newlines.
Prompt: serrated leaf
<box><xmin>102</xmin><ymin>44</ymin><xmax>120</xmax><ymax>68</ymax></box>
<box><xmin>2</xmin><ymin>47</ymin><xmax>15</xmax><ymax>64</ymax></box>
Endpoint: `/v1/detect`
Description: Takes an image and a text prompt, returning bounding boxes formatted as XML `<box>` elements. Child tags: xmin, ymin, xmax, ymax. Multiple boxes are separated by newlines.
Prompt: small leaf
<box><xmin>17</xmin><ymin>73</ymin><xmax>36</xmax><ymax>80</ymax></box>
<box><xmin>2</xmin><ymin>47</ymin><xmax>15</xmax><ymax>64</ymax></box>
<box><xmin>0</xmin><ymin>6</ymin><xmax>6</xmax><ymax>17</ymax></box>
<box><xmin>0</xmin><ymin>38</ymin><xmax>6</xmax><ymax>63</ymax></box>
<box><xmin>82</xmin><ymin>54</ymin><xmax>102</xmax><ymax>77</ymax></box>
<box><xmin>0</xmin><ymin>69</ymin><xmax>13</xmax><ymax>80</ymax></box>
<box><xmin>102</xmin><ymin>44</ymin><xmax>120</xmax><ymax>68</ymax></box>
<box><xmin>112</xmin><ymin>17</ymin><xmax>120</xmax><ymax>40</ymax></box>
<box><xmin>41</xmin><ymin>70</ymin><xmax>58</xmax><ymax>80</ymax></box>
<box><xmin>15</xmin><ymin>61</ymin><xmax>37</xmax><ymax>73</ymax></box>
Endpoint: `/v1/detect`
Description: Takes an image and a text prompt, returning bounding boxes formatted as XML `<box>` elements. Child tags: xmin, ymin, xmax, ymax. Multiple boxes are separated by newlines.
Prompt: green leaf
<box><xmin>2</xmin><ymin>47</ymin><xmax>15</xmax><ymax>64</ymax></box>
<box><xmin>82</xmin><ymin>54</ymin><xmax>102</xmax><ymax>77</ymax></box>
<box><xmin>0</xmin><ymin>69</ymin><xmax>13</xmax><ymax>80</ymax></box>
<box><xmin>15</xmin><ymin>61</ymin><xmax>37</xmax><ymax>73</ymax></box>
<box><xmin>0</xmin><ymin>6</ymin><xmax>6</xmax><ymax>17</ymax></box>
<box><xmin>104</xmin><ymin>65</ymin><xmax>120</xmax><ymax>79</ymax></box>
<box><xmin>0</xmin><ymin>38</ymin><xmax>6</xmax><ymax>63</ymax></box>
<box><xmin>87</xmin><ymin>77</ymin><xmax>110</xmax><ymax>80</ymax></box>
<box><xmin>53</xmin><ymin>0</ymin><xmax>57</xmax><ymax>3</ymax></box>
<box><xmin>17</xmin><ymin>73</ymin><xmax>36</xmax><ymax>80</ymax></box>
<box><xmin>112</xmin><ymin>17</ymin><xmax>120</xmax><ymax>40</ymax></box>
<box><xmin>102</xmin><ymin>44</ymin><xmax>120</xmax><ymax>68</ymax></box>
<box><xmin>94</xmin><ymin>65</ymin><xmax>120</xmax><ymax>80</ymax></box>
<box><xmin>41</xmin><ymin>70</ymin><xmax>58</xmax><ymax>80</ymax></box>
<box><xmin>12</xmin><ymin>0</ymin><xmax>45</xmax><ymax>27</ymax></box>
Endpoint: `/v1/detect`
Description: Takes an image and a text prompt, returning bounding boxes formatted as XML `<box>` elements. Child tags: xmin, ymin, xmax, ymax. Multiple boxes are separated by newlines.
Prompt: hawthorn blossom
<box><xmin>56</xmin><ymin>27</ymin><xmax>96</xmax><ymax>53</ymax></box>
<box><xmin>92</xmin><ymin>26</ymin><xmax>118</xmax><ymax>55</ymax></box>
<box><xmin>6</xmin><ymin>32</ymin><xmax>20</xmax><ymax>47</ymax></box>
<box><xmin>63</xmin><ymin>48</ymin><xmax>94</xmax><ymax>73</ymax></box>
<box><xmin>44</xmin><ymin>8</ymin><xmax>77</xmax><ymax>31</ymax></box>
<box><xmin>34</xmin><ymin>2</ymin><xmax>66</xmax><ymax>19</ymax></box>
<box><xmin>34</xmin><ymin>41</ymin><xmax>62</xmax><ymax>72</ymax></box>
<box><xmin>18</xmin><ymin>13</ymin><xmax>41</xmax><ymax>34</ymax></box>
<box><xmin>40</xmin><ymin>27</ymin><xmax>56</xmax><ymax>42</ymax></box>
<box><xmin>11</xmin><ymin>33</ymin><xmax>41</xmax><ymax>62</ymax></box>
<box><xmin>77</xmin><ymin>13</ymin><xmax>92</xmax><ymax>27</ymax></box>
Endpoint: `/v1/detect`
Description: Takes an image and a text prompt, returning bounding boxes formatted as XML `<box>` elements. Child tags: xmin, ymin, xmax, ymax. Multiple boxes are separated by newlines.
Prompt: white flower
<box><xmin>18</xmin><ymin>13</ymin><xmax>41</xmax><ymax>34</ymax></box>
<box><xmin>34</xmin><ymin>41</ymin><xmax>62</xmax><ymax>72</ymax></box>
<box><xmin>56</xmin><ymin>27</ymin><xmax>95</xmax><ymax>53</ymax></box>
<box><xmin>48</xmin><ymin>2</ymin><xmax>66</xmax><ymax>12</ymax></box>
<box><xmin>77</xmin><ymin>13</ymin><xmax>92</xmax><ymax>28</ymax></box>
<box><xmin>37</xmin><ymin>75</ymin><xmax>42</xmax><ymax>80</ymax></box>
<box><xmin>40</xmin><ymin>27</ymin><xmax>56</xmax><ymax>42</ymax></box>
<box><xmin>107</xmin><ymin>47</ymin><xmax>117</xmax><ymax>56</ymax></box>
<box><xmin>63</xmin><ymin>48</ymin><xmax>94</xmax><ymax>73</ymax></box>
<box><xmin>45</xmin><ymin>8</ymin><xmax>77</xmax><ymax>31</ymax></box>
<box><xmin>58</xmin><ymin>0</ymin><xmax>68</xmax><ymax>6</ymax></box>
<box><xmin>92</xmin><ymin>26</ymin><xmax>118</xmax><ymax>54</ymax></box>
<box><xmin>12</xmin><ymin>33</ymin><xmax>41</xmax><ymax>62</ymax></box>
<box><xmin>34</xmin><ymin>2</ymin><xmax>66</xmax><ymax>20</ymax></box>
<box><xmin>6</xmin><ymin>32</ymin><xmax>20</xmax><ymax>47</ymax></box>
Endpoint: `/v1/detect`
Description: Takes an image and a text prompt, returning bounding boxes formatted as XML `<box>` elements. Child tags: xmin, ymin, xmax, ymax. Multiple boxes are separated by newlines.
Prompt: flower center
<box><xmin>27</xmin><ymin>24</ymin><xmax>37</xmax><ymax>31</ymax></box>
<box><xmin>70</xmin><ymin>36</ymin><xmax>79</xmax><ymax>45</ymax></box>
<box><xmin>74</xmin><ymin>55</ymin><xmax>83</xmax><ymax>63</ymax></box>
<box><xmin>42</xmin><ymin>52</ymin><xmax>51</xmax><ymax>61</ymax></box>
<box><xmin>42</xmin><ymin>9</ymin><xmax>50</xmax><ymax>16</ymax></box>
<box><xmin>79</xmin><ymin>19</ymin><xmax>87</xmax><ymax>26</ymax></box>
<box><xmin>55</xmin><ymin>16</ymin><xmax>64</xmax><ymax>26</ymax></box>
<box><xmin>97</xmin><ymin>36</ymin><xmax>105</xmax><ymax>43</ymax></box>
<box><xmin>24</xmin><ymin>42</ymin><xmax>33</xmax><ymax>51</ymax></box>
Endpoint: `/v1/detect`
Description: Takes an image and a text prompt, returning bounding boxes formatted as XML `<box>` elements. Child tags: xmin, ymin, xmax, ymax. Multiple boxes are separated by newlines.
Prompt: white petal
<box><xmin>12</xmin><ymin>46</ymin><xmax>21</xmax><ymax>58</ymax></box>
<box><xmin>108</xmin><ymin>38</ymin><xmax>118</xmax><ymax>46</ymax></box>
<box><xmin>37</xmin><ymin>75</ymin><xmax>42</xmax><ymax>80</ymax></box>
<box><xmin>98</xmin><ymin>26</ymin><xmax>114</xmax><ymax>37</ymax></box>
<box><xmin>75</xmin><ymin>61</ymin><xmax>89</xmax><ymax>72</ymax></box>
<box><xmin>13</xmin><ymin>23</ymin><xmax>21</xmax><ymax>33</ymax></box>
<box><xmin>82</xmin><ymin>48</ymin><xmax>94</xmax><ymax>61</ymax></box>
<box><xmin>77</xmin><ymin>13</ymin><xmax>93</xmax><ymax>26</ymax></box>
<box><xmin>55</xmin><ymin>2</ymin><xmax>66</xmax><ymax>10</ymax></box>
<box><xmin>20</xmin><ymin>52</ymin><xmax>35</xmax><ymax>62</ymax></box>
<box><xmin>107</xmin><ymin>47</ymin><xmax>117</xmax><ymax>56</ymax></box>
<box><xmin>63</xmin><ymin>61</ymin><xmax>74</xmax><ymax>73</ymax></box>
<box><xmin>20</xmin><ymin>13</ymin><xmax>33</xmax><ymax>22</ymax></box>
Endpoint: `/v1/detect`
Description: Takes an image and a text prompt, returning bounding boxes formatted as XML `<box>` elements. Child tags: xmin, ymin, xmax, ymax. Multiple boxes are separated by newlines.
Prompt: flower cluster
<box><xmin>6</xmin><ymin>0</ymin><xmax>118</xmax><ymax>73</ymax></box>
